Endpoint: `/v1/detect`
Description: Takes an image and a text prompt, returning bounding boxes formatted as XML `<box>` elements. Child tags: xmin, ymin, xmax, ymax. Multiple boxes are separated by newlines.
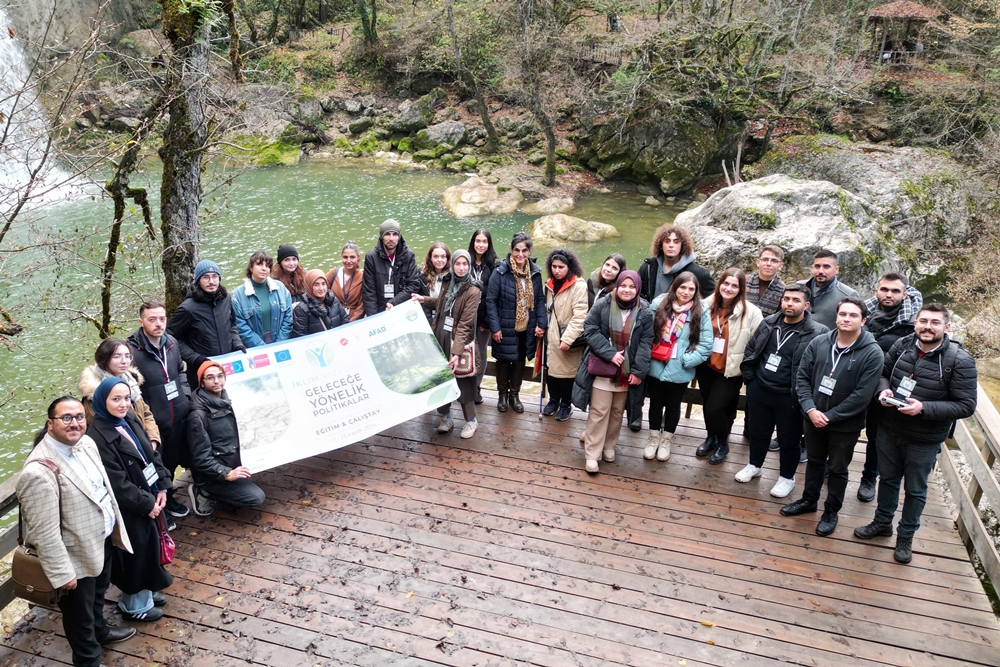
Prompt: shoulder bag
<box><xmin>156</xmin><ymin>513</ymin><xmax>175</xmax><ymax>565</ymax></box>
<box><xmin>13</xmin><ymin>459</ymin><xmax>65</xmax><ymax>610</ymax></box>
<box><xmin>548</xmin><ymin>293</ymin><xmax>586</xmax><ymax>349</ymax></box>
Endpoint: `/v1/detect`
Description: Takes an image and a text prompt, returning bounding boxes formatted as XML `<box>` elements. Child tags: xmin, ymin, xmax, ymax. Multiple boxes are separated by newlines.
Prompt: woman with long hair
<box><xmin>87</xmin><ymin>377</ymin><xmax>173</xmax><ymax>622</ymax></box>
<box><xmin>695</xmin><ymin>268</ymin><xmax>762</xmax><ymax>464</ymax></box>
<box><xmin>542</xmin><ymin>248</ymin><xmax>589</xmax><ymax>421</ymax></box>
<box><xmin>272</xmin><ymin>243</ymin><xmax>307</xmax><ymax>303</ymax></box>
<box><xmin>571</xmin><ymin>271</ymin><xmax>654</xmax><ymax>473</ymax></box>
<box><xmin>644</xmin><ymin>272</ymin><xmax>713</xmax><ymax>462</ymax></box>
<box><xmin>468</xmin><ymin>228</ymin><xmax>497</xmax><ymax>404</ymax></box>
<box><xmin>586</xmin><ymin>253</ymin><xmax>626</xmax><ymax>305</ymax></box>
<box><xmin>326</xmin><ymin>241</ymin><xmax>365</xmax><ymax>321</ymax></box>
<box><xmin>292</xmin><ymin>269</ymin><xmax>350</xmax><ymax>336</ymax></box>
<box><xmin>79</xmin><ymin>338</ymin><xmax>161</xmax><ymax>450</ymax></box>
<box><xmin>485</xmin><ymin>232</ymin><xmax>547</xmax><ymax>413</ymax></box>
<box><xmin>420</xmin><ymin>242</ymin><xmax>451</xmax><ymax>323</ymax></box>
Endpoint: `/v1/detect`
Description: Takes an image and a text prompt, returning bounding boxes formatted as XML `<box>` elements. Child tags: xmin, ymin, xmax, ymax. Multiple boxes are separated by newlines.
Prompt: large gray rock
<box><xmin>442</xmin><ymin>177</ymin><xmax>523</xmax><ymax>218</ymax></box>
<box><xmin>414</xmin><ymin>121</ymin><xmax>466</xmax><ymax>150</ymax></box>
<box><xmin>531</xmin><ymin>214</ymin><xmax>620</xmax><ymax>244</ymax></box>
<box><xmin>676</xmin><ymin>174</ymin><xmax>898</xmax><ymax>290</ymax></box>
<box><xmin>388</xmin><ymin>88</ymin><xmax>447</xmax><ymax>133</ymax></box>
<box><xmin>521</xmin><ymin>197</ymin><xmax>575</xmax><ymax>215</ymax></box>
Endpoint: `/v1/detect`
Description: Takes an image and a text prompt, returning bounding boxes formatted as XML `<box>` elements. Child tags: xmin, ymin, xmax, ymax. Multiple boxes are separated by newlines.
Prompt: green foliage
<box><xmin>352</xmin><ymin>130</ymin><xmax>380</xmax><ymax>155</ymax></box>
<box><xmin>247</xmin><ymin>50</ymin><xmax>299</xmax><ymax>84</ymax></box>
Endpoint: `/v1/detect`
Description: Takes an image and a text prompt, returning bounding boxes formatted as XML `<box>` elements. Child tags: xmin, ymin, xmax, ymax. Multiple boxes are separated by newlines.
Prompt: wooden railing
<box><xmin>0</xmin><ymin>474</ymin><xmax>21</xmax><ymax>609</ymax></box>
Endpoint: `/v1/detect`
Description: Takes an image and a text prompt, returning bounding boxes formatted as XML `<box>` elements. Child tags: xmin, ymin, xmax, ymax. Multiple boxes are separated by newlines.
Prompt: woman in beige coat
<box><xmin>78</xmin><ymin>338</ymin><xmax>161</xmax><ymax>447</ymax></box>
<box><xmin>542</xmin><ymin>249</ymin><xmax>589</xmax><ymax>421</ymax></box>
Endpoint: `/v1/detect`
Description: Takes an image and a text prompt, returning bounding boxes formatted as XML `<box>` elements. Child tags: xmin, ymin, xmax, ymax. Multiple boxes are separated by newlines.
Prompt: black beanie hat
<box><xmin>277</xmin><ymin>243</ymin><xmax>299</xmax><ymax>263</ymax></box>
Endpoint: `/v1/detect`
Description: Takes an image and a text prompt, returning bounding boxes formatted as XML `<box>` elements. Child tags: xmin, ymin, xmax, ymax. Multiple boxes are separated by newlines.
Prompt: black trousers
<box><xmin>746</xmin><ymin>380</ymin><xmax>802</xmax><ymax>479</ymax></box>
<box><xmin>200</xmin><ymin>479</ymin><xmax>266</xmax><ymax>509</ymax></box>
<box><xmin>801</xmin><ymin>421</ymin><xmax>862</xmax><ymax>513</ymax></box>
<box><xmin>158</xmin><ymin>422</ymin><xmax>187</xmax><ymax>494</ymax></box>
<box><xmin>58</xmin><ymin>541</ymin><xmax>112</xmax><ymax>667</ymax></box>
<box><xmin>646</xmin><ymin>376</ymin><xmax>688</xmax><ymax>433</ymax></box>
<box><xmin>696</xmin><ymin>365</ymin><xmax>743</xmax><ymax>439</ymax></box>
<box><xmin>546</xmin><ymin>376</ymin><xmax>574</xmax><ymax>406</ymax></box>
<box><xmin>862</xmin><ymin>396</ymin><xmax>881</xmax><ymax>483</ymax></box>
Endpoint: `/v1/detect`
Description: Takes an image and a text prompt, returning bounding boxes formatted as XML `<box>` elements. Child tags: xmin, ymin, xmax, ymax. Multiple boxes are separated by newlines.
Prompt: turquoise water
<box><xmin>0</xmin><ymin>158</ymin><xmax>683</xmax><ymax>480</ymax></box>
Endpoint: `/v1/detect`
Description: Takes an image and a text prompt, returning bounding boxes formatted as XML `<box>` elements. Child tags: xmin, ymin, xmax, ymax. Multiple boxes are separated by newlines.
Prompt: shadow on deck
<box><xmin>2</xmin><ymin>391</ymin><xmax>999</xmax><ymax>666</ymax></box>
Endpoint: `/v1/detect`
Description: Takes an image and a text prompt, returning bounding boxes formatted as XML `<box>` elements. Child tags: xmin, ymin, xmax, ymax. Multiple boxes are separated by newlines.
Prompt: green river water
<box><xmin>0</xmin><ymin>158</ymin><xmax>684</xmax><ymax>480</ymax></box>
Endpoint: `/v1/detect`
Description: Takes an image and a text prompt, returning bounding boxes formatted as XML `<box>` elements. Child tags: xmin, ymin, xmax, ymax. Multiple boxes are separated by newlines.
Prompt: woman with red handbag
<box><xmin>571</xmin><ymin>271</ymin><xmax>654</xmax><ymax>473</ymax></box>
<box><xmin>644</xmin><ymin>272</ymin><xmax>714</xmax><ymax>462</ymax></box>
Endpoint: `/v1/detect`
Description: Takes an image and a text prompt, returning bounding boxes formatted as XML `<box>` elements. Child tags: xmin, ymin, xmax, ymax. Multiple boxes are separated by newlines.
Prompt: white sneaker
<box><xmin>770</xmin><ymin>476</ymin><xmax>796</xmax><ymax>498</ymax></box>
<box><xmin>460</xmin><ymin>420</ymin><xmax>478</xmax><ymax>439</ymax></box>
<box><xmin>603</xmin><ymin>448</ymin><xmax>616</xmax><ymax>462</ymax></box>
<box><xmin>585</xmin><ymin>459</ymin><xmax>599</xmax><ymax>473</ymax></box>
<box><xmin>656</xmin><ymin>432</ymin><xmax>673</xmax><ymax>461</ymax></box>
<box><xmin>437</xmin><ymin>415</ymin><xmax>454</xmax><ymax>433</ymax></box>
<box><xmin>644</xmin><ymin>431</ymin><xmax>661</xmax><ymax>460</ymax></box>
<box><xmin>734</xmin><ymin>464</ymin><xmax>763</xmax><ymax>483</ymax></box>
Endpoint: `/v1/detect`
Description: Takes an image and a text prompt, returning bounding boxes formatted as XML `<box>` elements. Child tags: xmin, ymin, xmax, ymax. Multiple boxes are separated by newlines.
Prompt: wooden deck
<box><xmin>3</xmin><ymin>391</ymin><xmax>999</xmax><ymax>667</ymax></box>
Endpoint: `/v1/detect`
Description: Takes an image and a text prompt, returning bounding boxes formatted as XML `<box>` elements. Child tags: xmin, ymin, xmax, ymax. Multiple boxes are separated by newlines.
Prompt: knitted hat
<box><xmin>304</xmin><ymin>269</ymin><xmax>327</xmax><ymax>299</ymax></box>
<box><xmin>277</xmin><ymin>243</ymin><xmax>299</xmax><ymax>263</ymax></box>
<box><xmin>379</xmin><ymin>219</ymin><xmax>401</xmax><ymax>237</ymax></box>
<box><xmin>197</xmin><ymin>360</ymin><xmax>225</xmax><ymax>386</ymax></box>
<box><xmin>194</xmin><ymin>259</ymin><xmax>221</xmax><ymax>282</ymax></box>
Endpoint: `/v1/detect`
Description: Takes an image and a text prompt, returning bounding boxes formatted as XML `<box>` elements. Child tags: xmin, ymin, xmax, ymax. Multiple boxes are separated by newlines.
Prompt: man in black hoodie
<box><xmin>781</xmin><ymin>297</ymin><xmax>883</xmax><ymax>537</ymax></box>
<box><xmin>636</xmin><ymin>224</ymin><xmax>714</xmax><ymax>301</ymax></box>
<box><xmin>854</xmin><ymin>304</ymin><xmax>977</xmax><ymax>564</ymax></box>
<box><xmin>361</xmin><ymin>219</ymin><xmax>424</xmax><ymax>315</ymax></box>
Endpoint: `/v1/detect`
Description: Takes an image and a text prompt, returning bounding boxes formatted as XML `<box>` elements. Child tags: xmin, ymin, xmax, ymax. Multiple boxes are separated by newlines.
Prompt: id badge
<box><xmin>344</xmin><ymin>307</ymin><xmax>350</xmax><ymax>317</ymax></box>
<box><xmin>141</xmin><ymin>462</ymin><xmax>158</xmax><ymax>486</ymax></box>
<box><xmin>897</xmin><ymin>376</ymin><xmax>917</xmax><ymax>398</ymax></box>
<box><xmin>819</xmin><ymin>375</ymin><xmax>837</xmax><ymax>396</ymax></box>
<box><xmin>383</xmin><ymin>283</ymin><xmax>394</xmax><ymax>299</ymax></box>
<box><xmin>764</xmin><ymin>354</ymin><xmax>781</xmax><ymax>372</ymax></box>
<box><xmin>712</xmin><ymin>337</ymin><xmax>726</xmax><ymax>354</ymax></box>
<box><xmin>164</xmin><ymin>380</ymin><xmax>179</xmax><ymax>400</ymax></box>
<box><xmin>443</xmin><ymin>316</ymin><xmax>455</xmax><ymax>332</ymax></box>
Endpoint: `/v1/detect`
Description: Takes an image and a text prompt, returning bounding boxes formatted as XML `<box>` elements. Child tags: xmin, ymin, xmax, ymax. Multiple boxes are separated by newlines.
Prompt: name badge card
<box><xmin>164</xmin><ymin>380</ymin><xmax>179</xmax><ymax>400</ymax></box>
<box><xmin>383</xmin><ymin>283</ymin><xmax>395</xmax><ymax>299</ymax></box>
<box><xmin>765</xmin><ymin>354</ymin><xmax>781</xmax><ymax>372</ymax></box>
<box><xmin>712</xmin><ymin>337</ymin><xmax>726</xmax><ymax>354</ymax></box>
<box><xmin>443</xmin><ymin>316</ymin><xmax>455</xmax><ymax>333</ymax></box>
<box><xmin>819</xmin><ymin>375</ymin><xmax>837</xmax><ymax>396</ymax></box>
<box><xmin>142</xmin><ymin>462</ymin><xmax>158</xmax><ymax>487</ymax></box>
<box><xmin>897</xmin><ymin>376</ymin><xmax>917</xmax><ymax>398</ymax></box>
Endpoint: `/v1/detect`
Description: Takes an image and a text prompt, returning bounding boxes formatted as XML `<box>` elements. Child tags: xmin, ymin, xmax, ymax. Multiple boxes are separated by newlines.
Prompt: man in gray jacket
<box><xmin>799</xmin><ymin>250</ymin><xmax>859</xmax><ymax>330</ymax></box>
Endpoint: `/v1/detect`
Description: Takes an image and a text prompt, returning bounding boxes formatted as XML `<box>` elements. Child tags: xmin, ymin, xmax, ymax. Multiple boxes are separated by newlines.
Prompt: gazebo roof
<box><xmin>868</xmin><ymin>1</ymin><xmax>946</xmax><ymax>20</ymax></box>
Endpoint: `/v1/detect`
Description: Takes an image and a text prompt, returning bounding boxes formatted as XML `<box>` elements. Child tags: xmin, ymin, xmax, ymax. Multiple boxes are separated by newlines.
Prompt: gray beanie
<box><xmin>194</xmin><ymin>259</ymin><xmax>221</xmax><ymax>282</ymax></box>
<box><xmin>379</xmin><ymin>218</ymin><xmax>401</xmax><ymax>237</ymax></box>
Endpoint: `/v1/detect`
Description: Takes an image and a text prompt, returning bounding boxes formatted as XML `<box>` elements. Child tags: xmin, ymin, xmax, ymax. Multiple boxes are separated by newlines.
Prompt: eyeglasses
<box><xmin>203</xmin><ymin>373</ymin><xmax>226</xmax><ymax>382</ymax></box>
<box><xmin>55</xmin><ymin>414</ymin><xmax>86</xmax><ymax>424</ymax></box>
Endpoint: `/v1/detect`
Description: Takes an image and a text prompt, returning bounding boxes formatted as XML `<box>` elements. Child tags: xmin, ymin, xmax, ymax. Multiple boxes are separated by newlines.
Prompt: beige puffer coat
<box><xmin>703</xmin><ymin>295</ymin><xmax>763</xmax><ymax>378</ymax></box>
<box><xmin>544</xmin><ymin>277</ymin><xmax>590</xmax><ymax>379</ymax></box>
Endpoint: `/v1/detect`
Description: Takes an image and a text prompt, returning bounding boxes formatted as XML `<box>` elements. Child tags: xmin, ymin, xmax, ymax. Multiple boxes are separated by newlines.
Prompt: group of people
<box><xmin>15</xmin><ymin>218</ymin><xmax>978</xmax><ymax>667</ymax></box>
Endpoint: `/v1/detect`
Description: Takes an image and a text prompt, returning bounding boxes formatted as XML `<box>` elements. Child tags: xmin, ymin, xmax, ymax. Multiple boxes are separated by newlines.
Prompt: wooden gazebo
<box><xmin>867</xmin><ymin>1</ymin><xmax>946</xmax><ymax>65</ymax></box>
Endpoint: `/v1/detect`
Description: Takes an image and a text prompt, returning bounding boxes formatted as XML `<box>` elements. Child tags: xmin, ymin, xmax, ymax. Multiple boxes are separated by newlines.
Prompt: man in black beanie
<box><xmin>361</xmin><ymin>219</ymin><xmax>423</xmax><ymax>314</ymax></box>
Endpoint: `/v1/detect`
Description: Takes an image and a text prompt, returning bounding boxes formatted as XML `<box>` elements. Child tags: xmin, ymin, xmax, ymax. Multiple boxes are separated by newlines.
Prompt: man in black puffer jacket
<box><xmin>166</xmin><ymin>259</ymin><xmax>246</xmax><ymax>389</ymax></box>
<box><xmin>360</xmin><ymin>219</ymin><xmax>424</xmax><ymax>315</ymax></box>
<box><xmin>854</xmin><ymin>304</ymin><xmax>977</xmax><ymax>564</ymax></box>
<box><xmin>185</xmin><ymin>361</ymin><xmax>264</xmax><ymax>516</ymax></box>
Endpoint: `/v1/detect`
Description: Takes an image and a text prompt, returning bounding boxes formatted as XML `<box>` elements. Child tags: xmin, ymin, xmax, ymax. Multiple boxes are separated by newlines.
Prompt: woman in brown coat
<box><xmin>413</xmin><ymin>250</ymin><xmax>482</xmax><ymax>439</ymax></box>
<box><xmin>326</xmin><ymin>241</ymin><xmax>365</xmax><ymax>321</ymax></box>
<box><xmin>542</xmin><ymin>249</ymin><xmax>589</xmax><ymax>421</ymax></box>
<box><xmin>79</xmin><ymin>338</ymin><xmax>161</xmax><ymax>447</ymax></box>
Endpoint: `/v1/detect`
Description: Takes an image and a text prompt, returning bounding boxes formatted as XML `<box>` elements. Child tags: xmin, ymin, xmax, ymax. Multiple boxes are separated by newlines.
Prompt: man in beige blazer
<box><xmin>16</xmin><ymin>396</ymin><xmax>135</xmax><ymax>667</ymax></box>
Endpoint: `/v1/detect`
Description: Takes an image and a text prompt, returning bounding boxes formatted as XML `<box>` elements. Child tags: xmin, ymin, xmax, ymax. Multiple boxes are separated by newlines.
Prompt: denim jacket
<box><xmin>232</xmin><ymin>277</ymin><xmax>293</xmax><ymax>348</ymax></box>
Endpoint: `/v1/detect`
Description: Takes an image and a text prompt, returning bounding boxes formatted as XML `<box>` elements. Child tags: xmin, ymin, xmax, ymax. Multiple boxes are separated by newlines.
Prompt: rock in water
<box><xmin>521</xmin><ymin>197</ymin><xmax>575</xmax><ymax>215</ymax></box>
<box><xmin>676</xmin><ymin>174</ymin><xmax>896</xmax><ymax>290</ymax></box>
<box><xmin>531</xmin><ymin>214</ymin><xmax>620</xmax><ymax>244</ymax></box>
<box><xmin>442</xmin><ymin>177</ymin><xmax>523</xmax><ymax>217</ymax></box>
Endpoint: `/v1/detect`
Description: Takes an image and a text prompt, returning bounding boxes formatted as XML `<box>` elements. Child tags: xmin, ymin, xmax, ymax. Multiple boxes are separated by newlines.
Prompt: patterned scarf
<box><xmin>511</xmin><ymin>258</ymin><xmax>533</xmax><ymax>333</ymax></box>
<box><xmin>609</xmin><ymin>300</ymin><xmax>637</xmax><ymax>386</ymax></box>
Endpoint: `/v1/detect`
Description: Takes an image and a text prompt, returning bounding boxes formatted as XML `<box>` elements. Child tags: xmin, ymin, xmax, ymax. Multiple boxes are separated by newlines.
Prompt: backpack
<box><xmin>893</xmin><ymin>334</ymin><xmax>961</xmax><ymax>387</ymax></box>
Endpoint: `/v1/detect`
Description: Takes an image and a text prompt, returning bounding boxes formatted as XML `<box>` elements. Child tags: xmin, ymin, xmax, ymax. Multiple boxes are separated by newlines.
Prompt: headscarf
<box><xmin>443</xmin><ymin>250</ymin><xmax>471</xmax><ymax>315</ymax></box>
<box><xmin>304</xmin><ymin>269</ymin><xmax>327</xmax><ymax>300</ymax></box>
<box><xmin>92</xmin><ymin>377</ymin><xmax>151</xmax><ymax>480</ymax></box>
<box><xmin>511</xmin><ymin>253</ymin><xmax>533</xmax><ymax>333</ymax></box>
<box><xmin>614</xmin><ymin>270</ymin><xmax>641</xmax><ymax>311</ymax></box>
<box><xmin>93</xmin><ymin>363</ymin><xmax>141</xmax><ymax>404</ymax></box>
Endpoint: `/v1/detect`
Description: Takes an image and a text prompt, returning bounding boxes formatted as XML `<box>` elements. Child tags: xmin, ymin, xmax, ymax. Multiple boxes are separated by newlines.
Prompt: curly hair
<box><xmin>650</xmin><ymin>224</ymin><xmax>694</xmax><ymax>259</ymax></box>
<box><xmin>652</xmin><ymin>271</ymin><xmax>703</xmax><ymax>352</ymax></box>
<box><xmin>545</xmin><ymin>248</ymin><xmax>584</xmax><ymax>279</ymax></box>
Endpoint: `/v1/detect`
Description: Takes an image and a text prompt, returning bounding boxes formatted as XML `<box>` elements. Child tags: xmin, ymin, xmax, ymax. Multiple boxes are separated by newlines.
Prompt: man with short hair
<box><xmin>361</xmin><ymin>218</ymin><xmax>424</xmax><ymax>315</ymax></box>
<box><xmin>856</xmin><ymin>273</ymin><xmax>924</xmax><ymax>502</ymax></box>
<box><xmin>781</xmin><ymin>297</ymin><xmax>883</xmax><ymax>536</ymax></box>
<box><xmin>736</xmin><ymin>284</ymin><xmax>828</xmax><ymax>497</ymax></box>
<box><xmin>855</xmin><ymin>304</ymin><xmax>977</xmax><ymax>563</ymax></box>
<box><xmin>637</xmin><ymin>223</ymin><xmax>715</xmax><ymax>301</ymax></box>
<box><xmin>800</xmin><ymin>250</ymin><xmax>859</xmax><ymax>330</ymax></box>
<box><xmin>128</xmin><ymin>301</ymin><xmax>191</xmax><ymax>521</ymax></box>
<box><xmin>16</xmin><ymin>397</ymin><xmax>136</xmax><ymax>667</ymax></box>
<box><xmin>746</xmin><ymin>245</ymin><xmax>786</xmax><ymax>317</ymax></box>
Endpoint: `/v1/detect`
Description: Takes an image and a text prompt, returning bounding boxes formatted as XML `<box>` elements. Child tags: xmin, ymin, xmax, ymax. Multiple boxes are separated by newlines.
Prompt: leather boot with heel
<box><xmin>509</xmin><ymin>361</ymin><xmax>525</xmax><ymax>413</ymax></box>
<box><xmin>495</xmin><ymin>362</ymin><xmax>511</xmax><ymax>413</ymax></box>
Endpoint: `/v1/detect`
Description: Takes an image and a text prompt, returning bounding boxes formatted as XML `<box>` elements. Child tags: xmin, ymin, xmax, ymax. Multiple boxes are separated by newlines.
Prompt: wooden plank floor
<box><xmin>3</xmin><ymin>389</ymin><xmax>999</xmax><ymax>667</ymax></box>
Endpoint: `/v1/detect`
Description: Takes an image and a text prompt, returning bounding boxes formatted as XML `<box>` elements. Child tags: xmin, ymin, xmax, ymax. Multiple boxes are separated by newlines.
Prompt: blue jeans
<box><xmin>119</xmin><ymin>589</ymin><xmax>153</xmax><ymax>615</ymax></box>
<box><xmin>873</xmin><ymin>429</ymin><xmax>941</xmax><ymax>539</ymax></box>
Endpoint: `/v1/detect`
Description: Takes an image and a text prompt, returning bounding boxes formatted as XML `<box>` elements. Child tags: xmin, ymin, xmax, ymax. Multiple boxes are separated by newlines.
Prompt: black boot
<box><xmin>709</xmin><ymin>437</ymin><xmax>730</xmax><ymax>465</ymax></box>
<box><xmin>696</xmin><ymin>435</ymin><xmax>718</xmax><ymax>458</ymax></box>
<box><xmin>496</xmin><ymin>362</ymin><xmax>511</xmax><ymax>412</ymax></box>
<box><xmin>509</xmin><ymin>361</ymin><xmax>525</xmax><ymax>413</ymax></box>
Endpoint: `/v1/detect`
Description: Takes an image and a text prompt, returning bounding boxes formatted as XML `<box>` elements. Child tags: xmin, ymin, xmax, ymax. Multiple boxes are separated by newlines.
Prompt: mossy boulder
<box><xmin>397</xmin><ymin>137</ymin><xmax>414</xmax><ymax>153</ymax></box>
<box><xmin>460</xmin><ymin>155</ymin><xmax>478</xmax><ymax>169</ymax></box>
<box><xmin>442</xmin><ymin>177</ymin><xmax>523</xmax><ymax>217</ymax></box>
<box><xmin>223</xmin><ymin>135</ymin><xmax>301</xmax><ymax>167</ymax></box>
<box><xmin>414</xmin><ymin>121</ymin><xmax>467</xmax><ymax>150</ymax></box>
<box><xmin>388</xmin><ymin>88</ymin><xmax>448</xmax><ymax>133</ymax></box>
<box><xmin>348</xmin><ymin>118</ymin><xmax>374</xmax><ymax>135</ymax></box>
<box><xmin>352</xmin><ymin>131</ymin><xmax>381</xmax><ymax>156</ymax></box>
<box><xmin>521</xmin><ymin>197</ymin><xmax>574</xmax><ymax>215</ymax></box>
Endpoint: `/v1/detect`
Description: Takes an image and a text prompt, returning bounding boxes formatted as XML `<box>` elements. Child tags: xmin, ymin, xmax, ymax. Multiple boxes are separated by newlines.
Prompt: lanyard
<box><xmin>829</xmin><ymin>341</ymin><xmax>855</xmax><ymax>376</ymax></box>
<box><xmin>773</xmin><ymin>327</ymin><xmax>799</xmax><ymax>352</ymax></box>
<box><xmin>386</xmin><ymin>255</ymin><xmax>395</xmax><ymax>282</ymax></box>
<box><xmin>715</xmin><ymin>315</ymin><xmax>725</xmax><ymax>338</ymax></box>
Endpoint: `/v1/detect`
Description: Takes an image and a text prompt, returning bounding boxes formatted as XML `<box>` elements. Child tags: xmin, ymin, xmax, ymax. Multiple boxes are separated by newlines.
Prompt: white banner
<box><xmin>211</xmin><ymin>303</ymin><xmax>459</xmax><ymax>473</ymax></box>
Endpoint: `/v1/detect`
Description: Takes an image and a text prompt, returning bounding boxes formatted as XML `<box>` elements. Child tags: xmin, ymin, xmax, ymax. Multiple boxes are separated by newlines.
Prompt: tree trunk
<box><xmin>472</xmin><ymin>80</ymin><xmax>499</xmax><ymax>152</ymax></box>
<box><xmin>526</xmin><ymin>84</ymin><xmax>556</xmax><ymax>186</ymax></box>
<box><xmin>236</xmin><ymin>0</ymin><xmax>259</xmax><ymax>44</ymax></box>
<box><xmin>265</xmin><ymin>0</ymin><xmax>283</xmax><ymax>42</ymax></box>
<box><xmin>160</xmin><ymin>3</ymin><xmax>211</xmax><ymax>314</ymax></box>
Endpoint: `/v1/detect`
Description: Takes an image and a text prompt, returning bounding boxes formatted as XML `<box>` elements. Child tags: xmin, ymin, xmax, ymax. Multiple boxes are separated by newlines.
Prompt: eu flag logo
<box><xmin>231</xmin><ymin>360</ymin><xmax>244</xmax><ymax>374</ymax></box>
<box><xmin>275</xmin><ymin>349</ymin><xmax>292</xmax><ymax>363</ymax></box>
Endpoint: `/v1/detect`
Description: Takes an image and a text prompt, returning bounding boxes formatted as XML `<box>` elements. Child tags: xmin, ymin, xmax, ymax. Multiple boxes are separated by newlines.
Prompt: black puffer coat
<box><xmin>360</xmin><ymin>235</ymin><xmax>423</xmax><ymax>314</ymax></box>
<box><xmin>127</xmin><ymin>328</ymin><xmax>190</xmax><ymax>430</ymax></box>
<box><xmin>878</xmin><ymin>334</ymin><xmax>978</xmax><ymax>444</ymax></box>
<box><xmin>291</xmin><ymin>293</ymin><xmax>349</xmax><ymax>337</ymax></box>
<box><xmin>485</xmin><ymin>257</ymin><xmax>548</xmax><ymax>361</ymax></box>
<box><xmin>167</xmin><ymin>283</ymin><xmax>246</xmax><ymax>388</ymax></box>
<box><xmin>572</xmin><ymin>295</ymin><xmax>655</xmax><ymax>430</ymax></box>
<box><xmin>186</xmin><ymin>387</ymin><xmax>243</xmax><ymax>485</ymax></box>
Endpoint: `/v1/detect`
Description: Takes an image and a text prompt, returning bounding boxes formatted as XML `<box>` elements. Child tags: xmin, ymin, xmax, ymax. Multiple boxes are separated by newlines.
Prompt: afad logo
<box><xmin>406</xmin><ymin>309</ymin><xmax>419</xmax><ymax>321</ymax></box>
<box><xmin>306</xmin><ymin>342</ymin><xmax>336</xmax><ymax>368</ymax></box>
<box><xmin>248</xmin><ymin>353</ymin><xmax>270</xmax><ymax>370</ymax></box>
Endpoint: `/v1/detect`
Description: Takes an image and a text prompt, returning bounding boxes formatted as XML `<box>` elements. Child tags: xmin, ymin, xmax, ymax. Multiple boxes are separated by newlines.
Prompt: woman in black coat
<box><xmin>291</xmin><ymin>269</ymin><xmax>349</xmax><ymax>337</ymax></box>
<box><xmin>468</xmin><ymin>228</ymin><xmax>497</xmax><ymax>404</ymax></box>
<box><xmin>485</xmin><ymin>232</ymin><xmax>548</xmax><ymax>414</ymax></box>
<box><xmin>87</xmin><ymin>377</ymin><xmax>172</xmax><ymax>622</ymax></box>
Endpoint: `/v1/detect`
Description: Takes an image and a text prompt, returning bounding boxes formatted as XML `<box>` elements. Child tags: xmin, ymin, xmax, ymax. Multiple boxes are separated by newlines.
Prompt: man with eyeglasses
<box><xmin>746</xmin><ymin>245</ymin><xmax>786</xmax><ymax>317</ymax></box>
<box><xmin>16</xmin><ymin>397</ymin><xmax>136</xmax><ymax>667</ymax></box>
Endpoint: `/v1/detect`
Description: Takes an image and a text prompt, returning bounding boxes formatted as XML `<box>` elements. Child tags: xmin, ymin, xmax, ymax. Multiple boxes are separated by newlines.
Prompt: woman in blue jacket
<box><xmin>645</xmin><ymin>272</ymin><xmax>713</xmax><ymax>462</ymax></box>
<box><xmin>232</xmin><ymin>251</ymin><xmax>293</xmax><ymax>348</ymax></box>
<box><xmin>485</xmin><ymin>232</ymin><xmax>547</xmax><ymax>413</ymax></box>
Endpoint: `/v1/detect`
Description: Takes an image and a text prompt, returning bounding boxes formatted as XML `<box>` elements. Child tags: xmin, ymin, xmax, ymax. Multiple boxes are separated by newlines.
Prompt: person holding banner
<box><xmin>412</xmin><ymin>250</ymin><xmax>482</xmax><ymax>439</ymax></box>
<box><xmin>486</xmin><ymin>232</ymin><xmax>548</xmax><ymax>414</ymax></box>
<box><xmin>326</xmin><ymin>241</ymin><xmax>365</xmax><ymax>321</ymax></box>
<box><xmin>541</xmin><ymin>249</ymin><xmax>589</xmax><ymax>422</ymax></box>
<box><xmin>292</xmin><ymin>270</ymin><xmax>349</xmax><ymax>337</ymax></box>
<box><xmin>186</xmin><ymin>361</ymin><xmax>265</xmax><ymax>516</ymax></box>
<box><xmin>361</xmin><ymin>219</ymin><xmax>423</xmax><ymax>314</ymax></box>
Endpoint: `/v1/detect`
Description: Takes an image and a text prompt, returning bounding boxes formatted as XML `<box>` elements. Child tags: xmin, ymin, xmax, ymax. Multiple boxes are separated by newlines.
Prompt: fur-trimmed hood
<box><xmin>78</xmin><ymin>364</ymin><xmax>145</xmax><ymax>400</ymax></box>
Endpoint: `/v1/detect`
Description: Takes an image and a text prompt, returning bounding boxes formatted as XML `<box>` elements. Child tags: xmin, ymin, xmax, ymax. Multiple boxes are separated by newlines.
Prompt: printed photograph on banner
<box><xmin>226</xmin><ymin>372</ymin><xmax>289</xmax><ymax>451</ymax></box>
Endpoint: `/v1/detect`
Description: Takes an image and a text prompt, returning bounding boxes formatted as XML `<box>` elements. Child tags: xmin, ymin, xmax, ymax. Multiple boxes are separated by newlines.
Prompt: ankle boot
<box><xmin>657</xmin><ymin>431</ymin><xmax>673</xmax><ymax>461</ymax></box>
<box><xmin>495</xmin><ymin>362</ymin><xmax>511</xmax><ymax>412</ymax></box>
<box><xmin>644</xmin><ymin>430</ymin><xmax>662</xmax><ymax>460</ymax></box>
<box><xmin>696</xmin><ymin>434</ymin><xmax>718</xmax><ymax>457</ymax></box>
<box><xmin>509</xmin><ymin>361</ymin><xmax>525</xmax><ymax>413</ymax></box>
